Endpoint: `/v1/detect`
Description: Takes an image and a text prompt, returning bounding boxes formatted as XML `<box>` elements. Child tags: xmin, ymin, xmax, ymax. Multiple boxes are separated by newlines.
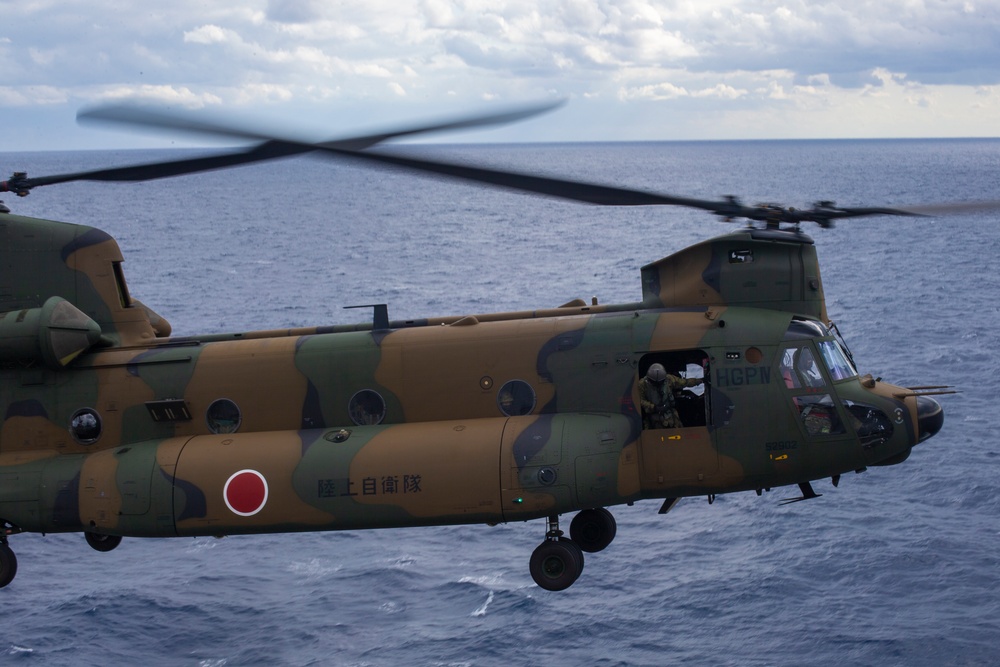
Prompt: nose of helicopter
<box><xmin>916</xmin><ymin>395</ymin><xmax>944</xmax><ymax>442</ymax></box>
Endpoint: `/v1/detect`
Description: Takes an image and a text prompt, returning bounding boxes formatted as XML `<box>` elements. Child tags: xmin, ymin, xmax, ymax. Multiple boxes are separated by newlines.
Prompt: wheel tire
<box><xmin>530</xmin><ymin>539</ymin><xmax>584</xmax><ymax>591</ymax></box>
<box><xmin>85</xmin><ymin>532</ymin><xmax>123</xmax><ymax>553</ymax></box>
<box><xmin>570</xmin><ymin>508</ymin><xmax>617</xmax><ymax>553</ymax></box>
<box><xmin>0</xmin><ymin>543</ymin><xmax>17</xmax><ymax>588</ymax></box>
<box><xmin>558</xmin><ymin>536</ymin><xmax>585</xmax><ymax>573</ymax></box>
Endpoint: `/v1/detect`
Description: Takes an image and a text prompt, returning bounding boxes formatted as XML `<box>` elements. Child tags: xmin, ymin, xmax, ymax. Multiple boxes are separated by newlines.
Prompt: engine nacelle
<box><xmin>0</xmin><ymin>296</ymin><xmax>103</xmax><ymax>369</ymax></box>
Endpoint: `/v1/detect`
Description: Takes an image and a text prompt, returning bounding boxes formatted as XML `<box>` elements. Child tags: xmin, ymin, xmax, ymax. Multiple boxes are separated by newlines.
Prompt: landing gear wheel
<box><xmin>0</xmin><ymin>542</ymin><xmax>17</xmax><ymax>588</ymax></box>
<box><xmin>85</xmin><ymin>532</ymin><xmax>122</xmax><ymax>553</ymax></box>
<box><xmin>529</xmin><ymin>538</ymin><xmax>584</xmax><ymax>591</ymax></box>
<box><xmin>570</xmin><ymin>508</ymin><xmax>617</xmax><ymax>553</ymax></box>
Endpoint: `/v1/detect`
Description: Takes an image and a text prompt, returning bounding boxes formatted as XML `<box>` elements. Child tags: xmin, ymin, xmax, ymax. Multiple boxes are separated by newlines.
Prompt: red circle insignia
<box><xmin>223</xmin><ymin>469</ymin><xmax>269</xmax><ymax>516</ymax></box>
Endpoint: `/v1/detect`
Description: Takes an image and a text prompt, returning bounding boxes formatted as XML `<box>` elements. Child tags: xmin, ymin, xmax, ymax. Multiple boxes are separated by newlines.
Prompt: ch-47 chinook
<box><xmin>0</xmin><ymin>102</ymin><xmax>963</xmax><ymax>591</ymax></box>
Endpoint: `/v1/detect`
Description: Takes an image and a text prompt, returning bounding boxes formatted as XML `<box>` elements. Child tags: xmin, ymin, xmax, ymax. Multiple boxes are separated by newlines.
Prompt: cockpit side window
<box><xmin>794</xmin><ymin>394</ymin><xmax>845</xmax><ymax>436</ymax></box>
<box><xmin>778</xmin><ymin>343</ymin><xmax>846</xmax><ymax>437</ymax></box>
<box><xmin>779</xmin><ymin>346</ymin><xmax>826</xmax><ymax>389</ymax></box>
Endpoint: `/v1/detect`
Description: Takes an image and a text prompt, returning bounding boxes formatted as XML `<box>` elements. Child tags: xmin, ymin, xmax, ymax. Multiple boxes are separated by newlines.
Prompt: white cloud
<box><xmin>691</xmin><ymin>83</ymin><xmax>745</xmax><ymax>99</ymax></box>
<box><xmin>183</xmin><ymin>24</ymin><xmax>237</xmax><ymax>45</ymax></box>
<box><xmin>231</xmin><ymin>83</ymin><xmax>294</xmax><ymax>104</ymax></box>
<box><xmin>0</xmin><ymin>85</ymin><xmax>66</xmax><ymax>106</ymax></box>
<box><xmin>0</xmin><ymin>0</ymin><xmax>998</xmax><ymax>148</ymax></box>
<box><xmin>619</xmin><ymin>81</ymin><xmax>689</xmax><ymax>100</ymax></box>
<box><xmin>98</xmin><ymin>85</ymin><xmax>223</xmax><ymax>107</ymax></box>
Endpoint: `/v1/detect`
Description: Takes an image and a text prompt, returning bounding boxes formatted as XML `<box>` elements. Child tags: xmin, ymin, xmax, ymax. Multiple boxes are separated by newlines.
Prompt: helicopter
<box><xmin>0</xmin><ymin>102</ymin><xmax>960</xmax><ymax>591</ymax></box>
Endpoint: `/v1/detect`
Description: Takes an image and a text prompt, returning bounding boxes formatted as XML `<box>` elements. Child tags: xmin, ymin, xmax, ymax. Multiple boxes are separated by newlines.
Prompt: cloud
<box><xmin>184</xmin><ymin>25</ymin><xmax>237</xmax><ymax>45</ymax></box>
<box><xmin>0</xmin><ymin>85</ymin><xmax>67</xmax><ymax>106</ymax></box>
<box><xmin>0</xmin><ymin>0</ymin><xmax>998</xmax><ymax>148</ymax></box>
<box><xmin>619</xmin><ymin>81</ymin><xmax>688</xmax><ymax>100</ymax></box>
<box><xmin>98</xmin><ymin>85</ymin><xmax>223</xmax><ymax>107</ymax></box>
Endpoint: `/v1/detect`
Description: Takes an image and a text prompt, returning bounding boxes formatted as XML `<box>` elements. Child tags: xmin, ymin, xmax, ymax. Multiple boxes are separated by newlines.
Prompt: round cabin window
<box><xmin>207</xmin><ymin>398</ymin><xmax>242</xmax><ymax>434</ymax></box>
<box><xmin>349</xmin><ymin>389</ymin><xmax>386</xmax><ymax>425</ymax></box>
<box><xmin>70</xmin><ymin>408</ymin><xmax>102</xmax><ymax>444</ymax></box>
<box><xmin>497</xmin><ymin>380</ymin><xmax>536</xmax><ymax>417</ymax></box>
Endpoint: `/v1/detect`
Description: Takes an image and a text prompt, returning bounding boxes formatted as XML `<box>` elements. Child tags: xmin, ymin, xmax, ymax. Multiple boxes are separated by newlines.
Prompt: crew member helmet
<box><xmin>646</xmin><ymin>363</ymin><xmax>667</xmax><ymax>383</ymax></box>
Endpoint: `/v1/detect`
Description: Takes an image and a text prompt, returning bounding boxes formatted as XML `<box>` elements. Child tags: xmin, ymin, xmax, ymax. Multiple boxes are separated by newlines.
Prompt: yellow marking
<box><xmin>771</xmin><ymin>454</ymin><xmax>788</xmax><ymax>461</ymax></box>
<box><xmin>668</xmin><ymin>435</ymin><xmax>682</xmax><ymax>440</ymax></box>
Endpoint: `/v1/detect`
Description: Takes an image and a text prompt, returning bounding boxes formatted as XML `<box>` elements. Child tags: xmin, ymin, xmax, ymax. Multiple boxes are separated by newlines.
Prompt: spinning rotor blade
<box><xmin>77</xmin><ymin>99</ymin><xmax>566</xmax><ymax>151</ymax></box>
<box><xmin>892</xmin><ymin>200</ymin><xmax>1000</xmax><ymax>216</ymax></box>
<box><xmin>9</xmin><ymin>100</ymin><xmax>999</xmax><ymax>226</ymax></box>
<box><xmin>2</xmin><ymin>100</ymin><xmax>563</xmax><ymax>195</ymax></box>
<box><xmin>78</xmin><ymin>105</ymin><xmax>302</xmax><ymax>144</ymax></box>
<box><xmin>3</xmin><ymin>141</ymin><xmax>305</xmax><ymax>191</ymax></box>
<box><xmin>325</xmin><ymin>146</ymin><xmax>731</xmax><ymax>208</ymax></box>
<box><xmin>310</xmin><ymin>146</ymin><xmax>928</xmax><ymax>225</ymax></box>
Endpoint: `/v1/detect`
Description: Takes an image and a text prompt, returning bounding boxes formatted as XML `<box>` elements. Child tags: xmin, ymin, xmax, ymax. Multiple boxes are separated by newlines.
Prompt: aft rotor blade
<box><xmin>7</xmin><ymin>141</ymin><xmax>304</xmax><ymax>190</ymax></box>
<box><xmin>892</xmin><ymin>200</ymin><xmax>1000</xmax><ymax>216</ymax></box>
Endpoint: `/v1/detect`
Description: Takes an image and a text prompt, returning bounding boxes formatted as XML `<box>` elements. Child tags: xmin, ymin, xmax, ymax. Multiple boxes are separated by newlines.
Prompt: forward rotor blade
<box><xmin>15</xmin><ymin>101</ymin><xmax>997</xmax><ymax>225</ymax></box>
<box><xmin>77</xmin><ymin>99</ymin><xmax>565</xmax><ymax>152</ymax></box>
<box><xmin>317</xmin><ymin>99</ymin><xmax>566</xmax><ymax>151</ymax></box>
<box><xmin>317</xmin><ymin>145</ymin><xmax>729</xmax><ymax>209</ymax></box>
<box><xmin>78</xmin><ymin>105</ymin><xmax>290</xmax><ymax>144</ymax></box>
<box><xmin>306</xmin><ymin>146</ymin><xmax>992</xmax><ymax>223</ymax></box>
<box><xmin>4</xmin><ymin>100</ymin><xmax>564</xmax><ymax>194</ymax></box>
<box><xmin>3</xmin><ymin>141</ymin><xmax>305</xmax><ymax>192</ymax></box>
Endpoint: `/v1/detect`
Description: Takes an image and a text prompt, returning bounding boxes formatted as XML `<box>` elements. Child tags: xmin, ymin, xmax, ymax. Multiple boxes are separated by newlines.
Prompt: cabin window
<box><xmin>207</xmin><ymin>398</ymin><xmax>242</xmax><ymax>434</ymax></box>
<box><xmin>497</xmin><ymin>380</ymin><xmax>536</xmax><ymax>417</ymax></box>
<box><xmin>70</xmin><ymin>408</ymin><xmax>102</xmax><ymax>444</ymax></box>
<box><xmin>637</xmin><ymin>351</ymin><xmax>709</xmax><ymax>429</ymax></box>
<box><xmin>349</xmin><ymin>389</ymin><xmax>386</xmax><ymax>425</ymax></box>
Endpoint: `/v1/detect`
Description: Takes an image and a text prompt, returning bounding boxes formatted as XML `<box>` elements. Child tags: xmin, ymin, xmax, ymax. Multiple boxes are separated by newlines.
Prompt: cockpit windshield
<box><xmin>783</xmin><ymin>319</ymin><xmax>858</xmax><ymax>382</ymax></box>
<box><xmin>817</xmin><ymin>340</ymin><xmax>857</xmax><ymax>381</ymax></box>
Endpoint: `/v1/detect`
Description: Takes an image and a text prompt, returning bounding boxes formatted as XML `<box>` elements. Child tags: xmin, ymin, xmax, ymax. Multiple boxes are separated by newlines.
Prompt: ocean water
<box><xmin>1</xmin><ymin>138</ymin><xmax>999</xmax><ymax>666</ymax></box>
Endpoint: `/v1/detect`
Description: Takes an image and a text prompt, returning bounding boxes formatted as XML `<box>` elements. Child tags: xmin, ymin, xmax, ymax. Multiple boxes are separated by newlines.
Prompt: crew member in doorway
<box><xmin>639</xmin><ymin>363</ymin><xmax>704</xmax><ymax>429</ymax></box>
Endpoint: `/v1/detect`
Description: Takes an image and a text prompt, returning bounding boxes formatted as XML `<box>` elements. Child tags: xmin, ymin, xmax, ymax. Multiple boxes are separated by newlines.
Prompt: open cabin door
<box><xmin>636</xmin><ymin>351</ymin><xmax>718</xmax><ymax>488</ymax></box>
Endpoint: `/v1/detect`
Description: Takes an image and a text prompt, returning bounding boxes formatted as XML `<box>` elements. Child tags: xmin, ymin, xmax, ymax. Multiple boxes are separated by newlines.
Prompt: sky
<box><xmin>2</xmin><ymin>0</ymin><xmax>1000</xmax><ymax>150</ymax></box>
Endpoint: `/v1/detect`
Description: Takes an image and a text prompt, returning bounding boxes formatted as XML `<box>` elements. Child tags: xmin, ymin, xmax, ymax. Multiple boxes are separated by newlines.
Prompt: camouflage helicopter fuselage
<box><xmin>0</xmin><ymin>212</ymin><xmax>944</xmax><ymax>589</ymax></box>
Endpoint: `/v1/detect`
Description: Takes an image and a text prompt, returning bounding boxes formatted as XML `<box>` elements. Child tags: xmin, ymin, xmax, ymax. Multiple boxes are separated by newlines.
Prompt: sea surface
<box><xmin>1</xmin><ymin>138</ymin><xmax>998</xmax><ymax>666</ymax></box>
